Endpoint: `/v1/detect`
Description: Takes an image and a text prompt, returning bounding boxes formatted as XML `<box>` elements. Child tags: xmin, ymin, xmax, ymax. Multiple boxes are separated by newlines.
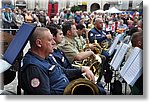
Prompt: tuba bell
<box><xmin>63</xmin><ymin>78</ymin><xmax>100</xmax><ymax>95</ymax></box>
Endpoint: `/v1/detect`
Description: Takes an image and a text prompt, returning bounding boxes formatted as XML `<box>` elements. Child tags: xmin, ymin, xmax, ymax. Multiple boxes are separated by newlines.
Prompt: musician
<box><xmin>20</xmin><ymin>27</ymin><xmax>97</xmax><ymax>95</ymax></box>
<box><xmin>88</xmin><ymin>17</ymin><xmax>112</xmax><ymax>43</ymax></box>
<box><xmin>126</xmin><ymin>31</ymin><xmax>143</xmax><ymax>95</ymax></box>
<box><xmin>58</xmin><ymin>21</ymin><xmax>95</xmax><ymax>64</ymax></box>
<box><xmin>123</xmin><ymin>27</ymin><xmax>138</xmax><ymax>44</ymax></box>
<box><xmin>88</xmin><ymin>17</ymin><xmax>112</xmax><ymax>58</ymax></box>
<box><xmin>46</xmin><ymin>24</ymin><xmax>90</xmax><ymax>80</ymax></box>
<box><xmin>74</xmin><ymin>23</ymin><xmax>86</xmax><ymax>51</ymax></box>
<box><xmin>46</xmin><ymin>24</ymin><xmax>71</xmax><ymax>69</ymax></box>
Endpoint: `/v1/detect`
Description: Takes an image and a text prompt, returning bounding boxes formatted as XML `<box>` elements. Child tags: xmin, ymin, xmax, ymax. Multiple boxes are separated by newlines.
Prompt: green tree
<box><xmin>71</xmin><ymin>5</ymin><xmax>80</xmax><ymax>13</ymax></box>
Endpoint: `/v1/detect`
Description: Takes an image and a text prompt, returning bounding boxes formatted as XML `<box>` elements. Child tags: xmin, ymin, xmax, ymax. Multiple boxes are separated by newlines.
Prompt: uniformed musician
<box><xmin>88</xmin><ymin>17</ymin><xmax>112</xmax><ymax>58</ymax></box>
<box><xmin>74</xmin><ymin>23</ymin><xmax>86</xmax><ymax>51</ymax></box>
<box><xmin>58</xmin><ymin>21</ymin><xmax>95</xmax><ymax>64</ymax></box>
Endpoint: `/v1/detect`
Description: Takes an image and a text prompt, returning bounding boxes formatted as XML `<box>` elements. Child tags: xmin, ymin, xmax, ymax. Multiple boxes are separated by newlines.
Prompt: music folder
<box><xmin>3</xmin><ymin>23</ymin><xmax>36</xmax><ymax>65</ymax></box>
<box><xmin>108</xmin><ymin>34</ymin><xmax>122</xmax><ymax>56</ymax></box>
<box><xmin>120</xmin><ymin>47</ymin><xmax>143</xmax><ymax>86</ymax></box>
<box><xmin>110</xmin><ymin>42</ymin><xmax>129</xmax><ymax>71</ymax></box>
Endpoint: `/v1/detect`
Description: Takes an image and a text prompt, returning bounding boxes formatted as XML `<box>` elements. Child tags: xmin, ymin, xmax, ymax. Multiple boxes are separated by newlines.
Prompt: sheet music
<box><xmin>120</xmin><ymin>47</ymin><xmax>143</xmax><ymax>86</ymax></box>
<box><xmin>0</xmin><ymin>59</ymin><xmax>11</xmax><ymax>73</ymax></box>
<box><xmin>110</xmin><ymin>42</ymin><xmax>129</xmax><ymax>70</ymax></box>
<box><xmin>108</xmin><ymin>34</ymin><xmax>122</xmax><ymax>56</ymax></box>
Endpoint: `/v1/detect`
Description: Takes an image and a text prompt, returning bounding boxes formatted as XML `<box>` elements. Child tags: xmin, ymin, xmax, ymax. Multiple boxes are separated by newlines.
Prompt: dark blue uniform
<box><xmin>49</xmin><ymin>49</ymin><xmax>83</xmax><ymax>81</ymax></box>
<box><xmin>20</xmin><ymin>51</ymin><xmax>106</xmax><ymax>95</ymax></box>
<box><xmin>88</xmin><ymin>27</ymin><xmax>108</xmax><ymax>43</ymax></box>
<box><xmin>52</xmin><ymin>48</ymin><xmax>73</xmax><ymax>69</ymax></box>
<box><xmin>88</xmin><ymin>27</ymin><xmax>110</xmax><ymax>58</ymax></box>
<box><xmin>20</xmin><ymin>51</ymin><xmax>81</xmax><ymax>95</ymax></box>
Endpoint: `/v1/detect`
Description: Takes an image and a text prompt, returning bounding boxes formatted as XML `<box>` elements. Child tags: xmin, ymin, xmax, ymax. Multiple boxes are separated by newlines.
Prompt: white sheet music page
<box><xmin>0</xmin><ymin>59</ymin><xmax>11</xmax><ymax>73</ymax></box>
<box><xmin>110</xmin><ymin>43</ymin><xmax>129</xmax><ymax>70</ymax></box>
<box><xmin>120</xmin><ymin>47</ymin><xmax>143</xmax><ymax>86</ymax></box>
<box><xmin>108</xmin><ymin>34</ymin><xmax>122</xmax><ymax>56</ymax></box>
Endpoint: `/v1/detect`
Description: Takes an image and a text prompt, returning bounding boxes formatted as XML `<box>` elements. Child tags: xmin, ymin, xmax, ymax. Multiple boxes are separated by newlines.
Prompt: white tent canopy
<box><xmin>95</xmin><ymin>9</ymin><xmax>106</xmax><ymax>13</ymax></box>
<box><xmin>105</xmin><ymin>7</ymin><xmax>122</xmax><ymax>13</ymax></box>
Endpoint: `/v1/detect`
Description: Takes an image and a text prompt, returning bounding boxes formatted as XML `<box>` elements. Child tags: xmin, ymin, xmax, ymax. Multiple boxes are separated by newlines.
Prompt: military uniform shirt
<box><xmin>58</xmin><ymin>36</ymin><xmax>79</xmax><ymax>64</ymax></box>
<box><xmin>74</xmin><ymin>35</ymin><xmax>85</xmax><ymax>51</ymax></box>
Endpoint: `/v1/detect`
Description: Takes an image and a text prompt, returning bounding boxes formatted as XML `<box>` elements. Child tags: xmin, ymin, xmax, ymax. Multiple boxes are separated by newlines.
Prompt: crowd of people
<box><xmin>1</xmin><ymin>7</ymin><xmax>143</xmax><ymax>95</ymax></box>
<box><xmin>2</xmin><ymin>7</ymin><xmax>142</xmax><ymax>34</ymax></box>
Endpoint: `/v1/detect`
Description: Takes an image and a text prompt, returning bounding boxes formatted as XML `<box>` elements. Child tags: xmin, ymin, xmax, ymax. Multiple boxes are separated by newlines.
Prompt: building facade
<box><xmin>4</xmin><ymin>0</ymin><xmax>142</xmax><ymax>12</ymax></box>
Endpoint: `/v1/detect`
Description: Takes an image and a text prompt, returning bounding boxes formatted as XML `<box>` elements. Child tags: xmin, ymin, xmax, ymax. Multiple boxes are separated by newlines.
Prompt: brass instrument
<box><xmin>72</xmin><ymin>39</ymin><xmax>103</xmax><ymax>79</ymax></box>
<box><xmin>83</xmin><ymin>39</ymin><xmax>102</xmax><ymax>54</ymax></box>
<box><xmin>100</xmin><ymin>40</ymin><xmax>109</xmax><ymax>50</ymax></box>
<box><xmin>64</xmin><ymin>39</ymin><xmax>105</xmax><ymax>95</ymax></box>
<box><xmin>72</xmin><ymin>58</ymin><xmax>101</xmax><ymax>77</ymax></box>
<box><xmin>63</xmin><ymin>78</ymin><xmax>100</xmax><ymax>95</ymax></box>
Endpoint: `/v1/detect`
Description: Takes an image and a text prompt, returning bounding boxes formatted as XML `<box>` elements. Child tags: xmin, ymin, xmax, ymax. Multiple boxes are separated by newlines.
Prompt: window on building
<box><xmin>129</xmin><ymin>0</ymin><xmax>133</xmax><ymax>10</ymax></box>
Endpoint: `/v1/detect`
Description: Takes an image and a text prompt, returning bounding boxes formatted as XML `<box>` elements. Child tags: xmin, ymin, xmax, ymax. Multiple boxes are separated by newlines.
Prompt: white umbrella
<box><xmin>105</xmin><ymin>7</ymin><xmax>122</xmax><ymax>13</ymax></box>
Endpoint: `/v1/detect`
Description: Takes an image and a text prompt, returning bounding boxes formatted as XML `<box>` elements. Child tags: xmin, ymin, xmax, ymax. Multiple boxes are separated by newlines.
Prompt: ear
<box><xmin>36</xmin><ymin>39</ymin><xmax>42</xmax><ymax>48</ymax></box>
<box><xmin>138</xmin><ymin>41</ymin><xmax>142</xmax><ymax>47</ymax></box>
<box><xmin>67</xmin><ymin>30</ymin><xmax>71</xmax><ymax>36</ymax></box>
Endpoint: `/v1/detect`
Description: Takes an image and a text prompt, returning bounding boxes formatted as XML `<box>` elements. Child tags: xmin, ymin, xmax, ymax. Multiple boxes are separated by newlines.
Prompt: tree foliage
<box><xmin>71</xmin><ymin>5</ymin><xmax>80</xmax><ymax>13</ymax></box>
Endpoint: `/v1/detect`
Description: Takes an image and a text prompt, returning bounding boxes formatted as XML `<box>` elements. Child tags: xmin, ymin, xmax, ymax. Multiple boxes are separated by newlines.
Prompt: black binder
<box><xmin>3</xmin><ymin>23</ymin><xmax>36</xmax><ymax>64</ymax></box>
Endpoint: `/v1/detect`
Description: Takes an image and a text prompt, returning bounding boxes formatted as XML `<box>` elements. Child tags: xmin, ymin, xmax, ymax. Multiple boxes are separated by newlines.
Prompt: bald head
<box><xmin>29</xmin><ymin>27</ymin><xmax>55</xmax><ymax>58</ymax></box>
<box><xmin>94</xmin><ymin>17</ymin><xmax>103</xmax><ymax>24</ymax></box>
<box><xmin>94</xmin><ymin>17</ymin><xmax>104</xmax><ymax>30</ymax></box>
<box><xmin>30</xmin><ymin>27</ymin><xmax>50</xmax><ymax>47</ymax></box>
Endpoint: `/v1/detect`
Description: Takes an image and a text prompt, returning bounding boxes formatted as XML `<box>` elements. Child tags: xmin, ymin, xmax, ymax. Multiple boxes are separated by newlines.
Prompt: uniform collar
<box><xmin>65</xmin><ymin>36</ymin><xmax>75</xmax><ymax>45</ymax></box>
<box><xmin>94</xmin><ymin>27</ymin><xmax>102</xmax><ymax>32</ymax></box>
<box><xmin>28</xmin><ymin>50</ymin><xmax>45</xmax><ymax>60</ymax></box>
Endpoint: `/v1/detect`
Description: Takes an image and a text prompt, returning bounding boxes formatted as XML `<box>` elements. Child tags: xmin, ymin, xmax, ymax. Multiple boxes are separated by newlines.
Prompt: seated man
<box><xmin>116</xmin><ymin>19</ymin><xmax>128</xmax><ymax>41</ymax></box>
<box><xmin>20</xmin><ymin>27</ymin><xmax>106</xmax><ymax>95</ymax></box>
<box><xmin>58</xmin><ymin>21</ymin><xmax>95</xmax><ymax>64</ymax></box>
<box><xmin>129</xmin><ymin>31</ymin><xmax>143</xmax><ymax>95</ymax></box>
<box><xmin>74</xmin><ymin>23</ymin><xmax>98</xmax><ymax>52</ymax></box>
<box><xmin>88</xmin><ymin>17</ymin><xmax>112</xmax><ymax>59</ymax></box>
<box><xmin>88</xmin><ymin>17</ymin><xmax>113</xmax><ymax>73</ymax></box>
<box><xmin>124</xmin><ymin>31</ymin><xmax>143</xmax><ymax>95</ymax></box>
<box><xmin>74</xmin><ymin>23</ymin><xmax>86</xmax><ymax>52</ymax></box>
<box><xmin>46</xmin><ymin>24</ymin><xmax>85</xmax><ymax>80</ymax></box>
<box><xmin>46</xmin><ymin>24</ymin><xmax>71</xmax><ymax>69</ymax></box>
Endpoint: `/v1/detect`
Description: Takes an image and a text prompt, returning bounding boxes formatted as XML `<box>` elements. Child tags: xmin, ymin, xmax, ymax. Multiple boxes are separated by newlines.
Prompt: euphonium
<box><xmin>72</xmin><ymin>59</ymin><xmax>101</xmax><ymax>77</ymax></box>
<box><xmin>63</xmin><ymin>78</ymin><xmax>100</xmax><ymax>95</ymax></box>
<box><xmin>83</xmin><ymin>40</ymin><xmax>102</xmax><ymax>55</ymax></box>
<box><xmin>100</xmin><ymin>40</ymin><xmax>109</xmax><ymax>50</ymax></box>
